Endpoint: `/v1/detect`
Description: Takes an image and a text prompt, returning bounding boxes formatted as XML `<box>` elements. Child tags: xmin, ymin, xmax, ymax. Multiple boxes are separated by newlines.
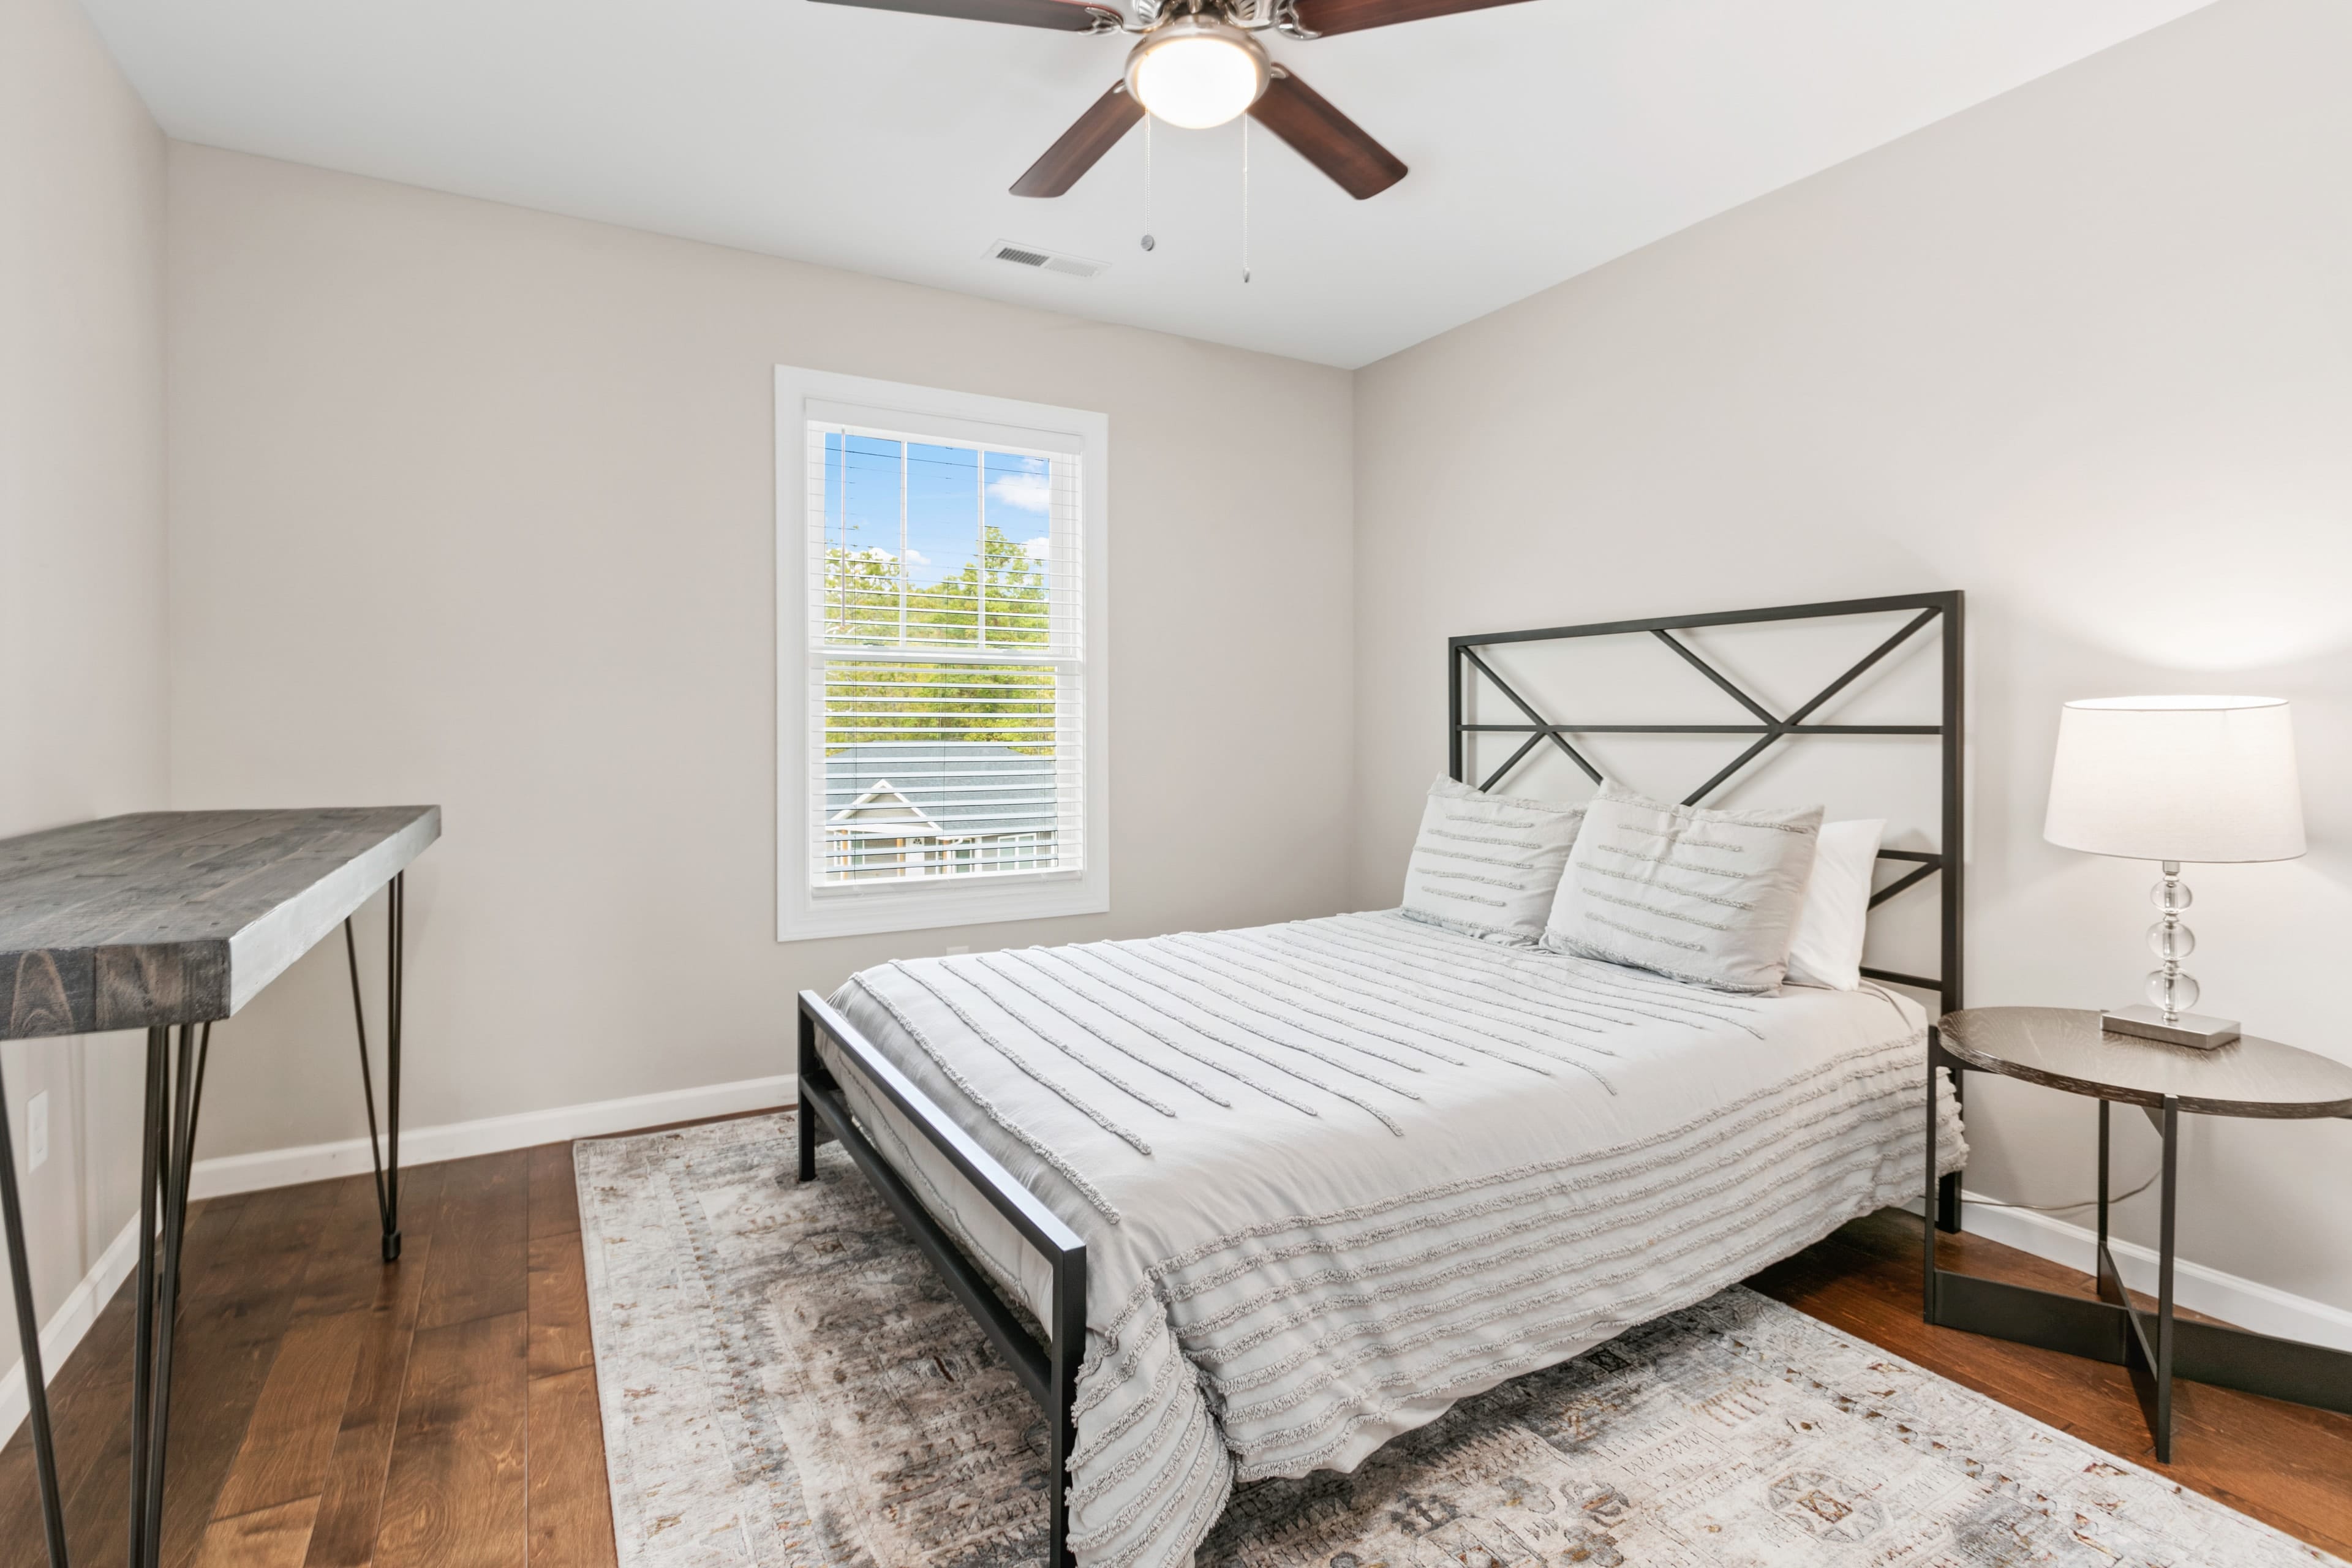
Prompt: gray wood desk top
<box><xmin>1938</xmin><ymin>1006</ymin><xmax>2352</xmax><ymax>1119</ymax></box>
<box><xmin>0</xmin><ymin>807</ymin><xmax>440</xmax><ymax>1041</ymax></box>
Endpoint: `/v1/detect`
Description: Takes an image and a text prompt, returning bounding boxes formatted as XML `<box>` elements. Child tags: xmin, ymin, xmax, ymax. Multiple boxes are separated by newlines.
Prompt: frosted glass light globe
<box><xmin>1126</xmin><ymin>18</ymin><xmax>1268</xmax><ymax>130</ymax></box>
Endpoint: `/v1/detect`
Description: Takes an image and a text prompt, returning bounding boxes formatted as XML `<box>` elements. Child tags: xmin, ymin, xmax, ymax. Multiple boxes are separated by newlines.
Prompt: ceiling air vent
<box><xmin>986</xmin><ymin>239</ymin><xmax>1107</xmax><ymax>280</ymax></box>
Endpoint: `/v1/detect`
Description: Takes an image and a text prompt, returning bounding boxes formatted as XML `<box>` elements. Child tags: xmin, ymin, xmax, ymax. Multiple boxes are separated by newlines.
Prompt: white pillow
<box><xmin>1542</xmin><ymin>783</ymin><xmax>1822</xmax><ymax>993</ymax></box>
<box><xmin>1399</xmin><ymin>777</ymin><xmax>1585</xmax><ymax>945</ymax></box>
<box><xmin>1783</xmin><ymin>818</ymin><xmax>1886</xmax><ymax>991</ymax></box>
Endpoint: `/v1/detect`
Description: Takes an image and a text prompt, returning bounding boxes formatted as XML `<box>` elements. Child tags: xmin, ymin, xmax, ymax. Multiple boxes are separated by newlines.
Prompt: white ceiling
<box><xmin>85</xmin><ymin>0</ymin><xmax>2214</xmax><ymax>367</ymax></box>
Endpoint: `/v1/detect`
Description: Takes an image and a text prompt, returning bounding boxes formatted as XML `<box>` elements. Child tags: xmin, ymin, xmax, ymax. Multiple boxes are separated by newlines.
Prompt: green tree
<box><xmin>823</xmin><ymin>526</ymin><xmax>1059</xmax><ymax>755</ymax></box>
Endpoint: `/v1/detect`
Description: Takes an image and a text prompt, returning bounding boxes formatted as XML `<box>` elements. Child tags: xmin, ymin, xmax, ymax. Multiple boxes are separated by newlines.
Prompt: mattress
<box><xmin>821</xmin><ymin>910</ymin><xmax>1964</xmax><ymax>1568</ymax></box>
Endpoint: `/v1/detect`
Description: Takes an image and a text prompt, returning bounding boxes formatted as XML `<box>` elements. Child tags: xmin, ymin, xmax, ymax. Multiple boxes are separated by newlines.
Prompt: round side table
<box><xmin>1926</xmin><ymin>1005</ymin><xmax>2352</xmax><ymax>1463</ymax></box>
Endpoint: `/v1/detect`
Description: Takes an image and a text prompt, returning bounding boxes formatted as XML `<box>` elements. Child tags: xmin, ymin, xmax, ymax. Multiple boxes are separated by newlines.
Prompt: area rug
<box><xmin>576</xmin><ymin>1112</ymin><xmax>2337</xmax><ymax>1568</ymax></box>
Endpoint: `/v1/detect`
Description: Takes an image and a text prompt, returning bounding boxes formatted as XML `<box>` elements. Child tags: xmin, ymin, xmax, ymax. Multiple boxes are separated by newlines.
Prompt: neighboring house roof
<box><xmin>823</xmin><ymin>743</ymin><xmax>1057</xmax><ymax>840</ymax></box>
<box><xmin>827</xmin><ymin>779</ymin><xmax>940</xmax><ymax>837</ymax></box>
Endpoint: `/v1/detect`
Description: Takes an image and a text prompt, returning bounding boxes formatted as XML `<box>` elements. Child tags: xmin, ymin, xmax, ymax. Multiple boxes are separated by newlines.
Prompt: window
<box><xmin>776</xmin><ymin>368</ymin><xmax>1108</xmax><ymax>940</ymax></box>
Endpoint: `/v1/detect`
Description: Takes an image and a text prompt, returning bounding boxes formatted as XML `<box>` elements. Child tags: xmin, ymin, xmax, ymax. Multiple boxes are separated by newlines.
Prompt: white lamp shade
<box><xmin>2043</xmin><ymin>696</ymin><xmax>2305</xmax><ymax>863</ymax></box>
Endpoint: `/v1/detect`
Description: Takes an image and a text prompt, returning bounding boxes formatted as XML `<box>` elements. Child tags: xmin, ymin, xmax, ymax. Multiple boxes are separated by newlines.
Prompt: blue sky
<box><xmin>823</xmin><ymin>433</ymin><xmax>1051</xmax><ymax>583</ymax></box>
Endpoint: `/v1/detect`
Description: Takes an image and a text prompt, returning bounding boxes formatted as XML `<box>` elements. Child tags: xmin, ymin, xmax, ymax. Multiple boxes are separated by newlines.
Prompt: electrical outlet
<box><xmin>26</xmin><ymin>1091</ymin><xmax>47</xmax><ymax>1171</ymax></box>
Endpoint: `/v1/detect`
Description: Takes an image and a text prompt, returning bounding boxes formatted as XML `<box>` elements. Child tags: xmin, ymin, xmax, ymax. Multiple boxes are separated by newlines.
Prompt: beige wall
<box><xmin>115</xmin><ymin>0</ymin><xmax>2352</xmax><ymax>1325</ymax></box>
<box><xmin>165</xmin><ymin>145</ymin><xmax>1356</xmax><ymax>1160</ymax></box>
<box><xmin>0</xmin><ymin>0</ymin><xmax>169</xmax><ymax>1361</ymax></box>
<box><xmin>1352</xmin><ymin>0</ymin><xmax>2352</xmax><ymax>1310</ymax></box>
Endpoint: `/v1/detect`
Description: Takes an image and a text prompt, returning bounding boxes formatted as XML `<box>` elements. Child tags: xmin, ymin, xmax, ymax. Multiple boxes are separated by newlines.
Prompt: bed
<box><xmin>794</xmin><ymin>592</ymin><xmax>1969</xmax><ymax>1568</ymax></box>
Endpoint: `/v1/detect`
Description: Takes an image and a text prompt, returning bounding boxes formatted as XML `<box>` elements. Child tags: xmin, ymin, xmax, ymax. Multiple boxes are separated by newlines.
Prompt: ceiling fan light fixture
<box><xmin>1125</xmin><ymin>15</ymin><xmax>1268</xmax><ymax>130</ymax></box>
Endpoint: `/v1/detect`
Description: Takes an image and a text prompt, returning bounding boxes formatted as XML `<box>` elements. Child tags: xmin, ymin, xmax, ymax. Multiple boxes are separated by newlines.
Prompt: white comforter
<box><xmin>821</xmin><ymin>910</ymin><xmax>1962</xmax><ymax>1568</ymax></box>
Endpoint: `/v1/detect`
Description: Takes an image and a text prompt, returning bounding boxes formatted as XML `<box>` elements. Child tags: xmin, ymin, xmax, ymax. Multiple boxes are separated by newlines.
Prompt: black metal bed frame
<box><xmin>794</xmin><ymin>589</ymin><xmax>1967</xmax><ymax>1568</ymax></box>
<box><xmin>795</xmin><ymin>993</ymin><xmax>1087</xmax><ymax>1566</ymax></box>
<box><xmin>1449</xmin><ymin>589</ymin><xmax>1968</xmax><ymax>1238</ymax></box>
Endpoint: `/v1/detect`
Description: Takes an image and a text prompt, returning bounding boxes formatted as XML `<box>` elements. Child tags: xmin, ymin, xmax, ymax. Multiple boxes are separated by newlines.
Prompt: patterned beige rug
<box><xmin>576</xmin><ymin>1112</ymin><xmax>2337</xmax><ymax>1568</ymax></box>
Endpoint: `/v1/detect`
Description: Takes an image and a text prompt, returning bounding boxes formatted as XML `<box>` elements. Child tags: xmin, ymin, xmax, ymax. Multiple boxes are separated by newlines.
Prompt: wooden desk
<box><xmin>0</xmin><ymin>807</ymin><xmax>440</xmax><ymax>1568</ymax></box>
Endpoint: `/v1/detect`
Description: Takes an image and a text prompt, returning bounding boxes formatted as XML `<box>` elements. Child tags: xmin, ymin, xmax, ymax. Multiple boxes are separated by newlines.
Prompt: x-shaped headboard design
<box><xmin>1448</xmin><ymin>591</ymin><xmax>1964</xmax><ymax>1012</ymax></box>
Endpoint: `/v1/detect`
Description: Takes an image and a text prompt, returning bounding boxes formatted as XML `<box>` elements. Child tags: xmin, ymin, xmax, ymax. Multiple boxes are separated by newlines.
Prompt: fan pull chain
<box><xmin>1140</xmin><ymin>113</ymin><xmax>1156</xmax><ymax>252</ymax></box>
<box><xmin>1240</xmin><ymin>113</ymin><xmax>1251</xmax><ymax>283</ymax></box>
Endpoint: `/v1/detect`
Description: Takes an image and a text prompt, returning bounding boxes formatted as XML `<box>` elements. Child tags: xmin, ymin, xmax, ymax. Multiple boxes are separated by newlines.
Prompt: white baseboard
<box><xmin>187</xmin><ymin>1072</ymin><xmax>797</xmax><ymax>1200</ymax></box>
<box><xmin>0</xmin><ymin>1212</ymin><xmax>145</xmax><ymax>1444</ymax></box>
<box><xmin>1919</xmin><ymin>1188</ymin><xmax>2352</xmax><ymax>1354</ymax></box>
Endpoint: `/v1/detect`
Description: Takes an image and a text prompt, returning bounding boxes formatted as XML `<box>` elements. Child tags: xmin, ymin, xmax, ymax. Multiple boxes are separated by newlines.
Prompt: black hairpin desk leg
<box><xmin>349</xmin><ymin>872</ymin><xmax>406</xmax><ymax>1262</ymax></box>
<box><xmin>0</xmin><ymin>1023</ymin><xmax>195</xmax><ymax>1568</ymax></box>
<box><xmin>127</xmin><ymin>1028</ymin><xmax>164</xmax><ymax>1568</ymax></box>
<box><xmin>139</xmin><ymin>1026</ymin><xmax>200</xmax><ymax>1564</ymax></box>
<box><xmin>167</xmin><ymin>1023</ymin><xmax>211</xmax><ymax>1319</ymax></box>
<box><xmin>0</xmin><ymin>1044</ymin><xmax>71</xmax><ymax>1568</ymax></box>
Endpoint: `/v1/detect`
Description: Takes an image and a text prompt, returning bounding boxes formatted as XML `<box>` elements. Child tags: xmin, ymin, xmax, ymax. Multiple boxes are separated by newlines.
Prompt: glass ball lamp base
<box><xmin>2101</xmin><ymin>861</ymin><xmax>2241</xmax><ymax>1048</ymax></box>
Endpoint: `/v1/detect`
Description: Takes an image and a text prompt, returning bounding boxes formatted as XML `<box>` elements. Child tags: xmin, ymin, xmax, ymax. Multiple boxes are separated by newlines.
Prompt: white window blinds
<box><xmin>804</xmin><ymin>421</ymin><xmax>1087</xmax><ymax>892</ymax></box>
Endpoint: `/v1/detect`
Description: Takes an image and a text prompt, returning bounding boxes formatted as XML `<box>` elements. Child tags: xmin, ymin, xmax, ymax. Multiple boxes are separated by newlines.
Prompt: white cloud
<box><xmin>987</xmin><ymin>472</ymin><xmax>1052</xmax><ymax>513</ymax></box>
<box><xmin>903</xmin><ymin>548</ymin><xmax>930</xmax><ymax>566</ymax></box>
<box><xmin>1023</xmin><ymin>536</ymin><xmax>1051</xmax><ymax>560</ymax></box>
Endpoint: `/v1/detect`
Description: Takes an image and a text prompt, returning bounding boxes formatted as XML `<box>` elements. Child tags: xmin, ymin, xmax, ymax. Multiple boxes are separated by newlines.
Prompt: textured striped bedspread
<box><xmin>821</xmin><ymin>910</ymin><xmax>1962</xmax><ymax>1568</ymax></box>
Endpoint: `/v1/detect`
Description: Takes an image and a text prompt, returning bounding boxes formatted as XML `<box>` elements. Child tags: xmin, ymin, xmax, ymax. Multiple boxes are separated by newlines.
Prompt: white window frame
<box><xmin>775</xmin><ymin>366</ymin><xmax>1110</xmax><ymax>941</ymax></box>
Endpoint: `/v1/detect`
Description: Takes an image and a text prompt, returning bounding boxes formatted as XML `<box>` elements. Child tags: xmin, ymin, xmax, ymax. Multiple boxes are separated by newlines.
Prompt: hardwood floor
<box><xmin>2</xmin><ymin>1137</ymin><xmax>2345</xmax><ymax>1566</ymax></box>
<box><xmin>0</xmin><ymin>1148</ymin><xmax>608</xmax><ymax>1568</ymax></box>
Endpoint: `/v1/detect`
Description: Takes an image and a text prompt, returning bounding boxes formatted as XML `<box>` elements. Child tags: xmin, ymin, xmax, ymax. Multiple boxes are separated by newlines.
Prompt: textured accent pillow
<box><xmin>1399</xmin><ymin>777</ymin><xmax>1585</xmax><ymax>944</ymax></box>
<box><xmin>1543</xmin><ymin>783</ymin><xmax>1823</xmax><ymax>992</ymax></box>
<box><xmin>1784</xmin><ymin>818</ymin><xmax>1886</xmax><ymax>992</ymax></box>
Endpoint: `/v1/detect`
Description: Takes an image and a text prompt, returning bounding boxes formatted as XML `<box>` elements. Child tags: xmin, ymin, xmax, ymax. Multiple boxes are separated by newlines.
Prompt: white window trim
<box><xmin>775</xmin><ymin>366</ymin><xmax>1110</xmax><ymax>941</ymax></box>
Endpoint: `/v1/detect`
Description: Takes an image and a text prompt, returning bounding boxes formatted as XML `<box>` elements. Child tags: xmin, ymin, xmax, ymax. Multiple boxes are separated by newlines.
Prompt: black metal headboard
<box><xmin>1448</xmin><ymin>591</ymin><xmax>1964</xmax><ymax>1017</ymax></box>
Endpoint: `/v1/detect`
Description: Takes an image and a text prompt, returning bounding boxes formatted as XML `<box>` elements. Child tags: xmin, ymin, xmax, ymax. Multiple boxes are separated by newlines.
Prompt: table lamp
<box><xmin>2043</xmin><ymin>695</ymin><xmax>2305</xmax><ymax>1047</ymax></box>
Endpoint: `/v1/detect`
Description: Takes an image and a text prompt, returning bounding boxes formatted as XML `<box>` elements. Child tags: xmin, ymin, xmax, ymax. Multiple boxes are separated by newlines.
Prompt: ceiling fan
<box><xmin>808</xmin><ymin>0</ymin><xmax>1531</xmax><ymax>200</ymax></box>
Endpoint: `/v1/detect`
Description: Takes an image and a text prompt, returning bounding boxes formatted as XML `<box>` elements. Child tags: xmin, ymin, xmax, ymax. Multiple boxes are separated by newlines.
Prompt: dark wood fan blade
<box><xmin>1285</xmin><ymin>0</ymin><xmax>1530</xmax><ymax>36</ymax></box>
<box><xmin>1011</xmin><ymin>82</ymin><xmax>1145</xmax><ymax>197</ymax></box>
<box><xmin>808</xmin><ymin>0</ymin><xmax>1117</xmax><ymax>32</ymax></box>
<box><xmin>1246</xmin><ymin>69</ymin><xmax>1407</xmax><ymax>199</ymax></box>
